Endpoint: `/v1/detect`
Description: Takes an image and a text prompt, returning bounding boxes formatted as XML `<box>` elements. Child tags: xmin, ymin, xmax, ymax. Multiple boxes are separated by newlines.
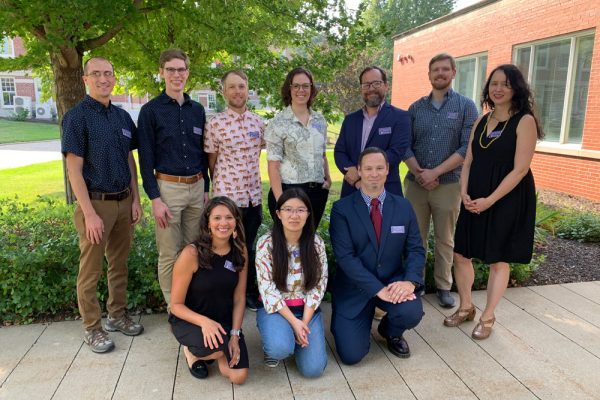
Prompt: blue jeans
<box><xmin>256</xmin><ymin>307</ymin><xmax>327</xmax><ymax>378</ymax></box>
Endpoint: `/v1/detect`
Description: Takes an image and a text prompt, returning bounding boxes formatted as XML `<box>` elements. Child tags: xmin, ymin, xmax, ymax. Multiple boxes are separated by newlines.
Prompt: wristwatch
<box><xmin>230</xmin><ymin>328</ymin><xmax>242</xmax><ymax>337</ymax></box>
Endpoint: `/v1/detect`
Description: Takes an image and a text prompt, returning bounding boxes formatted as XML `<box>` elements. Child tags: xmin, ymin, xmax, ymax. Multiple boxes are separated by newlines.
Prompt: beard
<box><xmin>363</xmin><ymin>92</ymin><xmax>384</xmax><ymax>108</ymax></box>
<box><xmin>431</xmin><ymin>79</ymin><xmax>452</xmax><ymax>91</ymax></box>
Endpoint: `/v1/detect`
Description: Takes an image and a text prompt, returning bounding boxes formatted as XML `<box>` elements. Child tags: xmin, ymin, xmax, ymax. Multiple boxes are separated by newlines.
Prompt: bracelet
<box><xmin>230</xmin><ymin>328</ymin><xmax>242</xmax><ymax>337</ymax></box>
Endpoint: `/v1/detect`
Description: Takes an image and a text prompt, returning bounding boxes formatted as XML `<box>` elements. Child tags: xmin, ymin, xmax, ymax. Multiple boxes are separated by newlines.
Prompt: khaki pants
<box><xmin>155</xmin><ymin>179</ymin><xmax>205</xmax><ymax>307</ymax></box>
<box><xmin>74</xmin><ymin>194</ymin><xmax>133</xmax><ymax>331</ymax></box>
<box><xmin>404</xmin><ymin>179</ymin><xmax>461</xmax><ymax>290</ymax></box>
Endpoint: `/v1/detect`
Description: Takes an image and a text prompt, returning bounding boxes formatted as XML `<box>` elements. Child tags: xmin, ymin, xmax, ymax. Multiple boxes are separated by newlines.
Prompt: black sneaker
<box><xmin>246</xmin><ymin>293</ymin><xmax>261</xmax><ymax>312</ymax></box>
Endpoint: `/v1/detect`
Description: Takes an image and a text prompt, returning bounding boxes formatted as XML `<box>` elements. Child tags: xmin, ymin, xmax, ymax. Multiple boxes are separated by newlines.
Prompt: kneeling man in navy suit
<box><xmin>330</xmin><ymin>147</ymin><xmax>425</xmax><ymax>364</ymax></box>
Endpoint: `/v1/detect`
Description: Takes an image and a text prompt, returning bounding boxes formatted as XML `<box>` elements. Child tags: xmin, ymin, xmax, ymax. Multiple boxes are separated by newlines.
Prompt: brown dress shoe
<box><xmin>471</xmin><ymin>316</ymin><xmax>495</xmax><ymax>340</ymax></box>
<box><xmin>374</xmin><ymin>307</ymin><xmax>387</xmax><ymax>321</ymax></box>
<box><xmin>443</xmin><ymin>305</ymin><xmax>476</xmax><ymax>327</ymax></box>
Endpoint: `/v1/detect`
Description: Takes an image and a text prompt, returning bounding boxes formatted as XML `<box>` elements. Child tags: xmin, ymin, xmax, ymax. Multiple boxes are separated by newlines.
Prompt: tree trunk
<box><xmin>50</xmin><ymin>49</ymin><xmax>86</xmax><ymax>204</ymax></box>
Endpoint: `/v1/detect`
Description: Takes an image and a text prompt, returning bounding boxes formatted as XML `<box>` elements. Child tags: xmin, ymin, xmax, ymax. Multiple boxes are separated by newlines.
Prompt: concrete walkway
<box><xmin>0</xmin><ymin>140</ymin><xmax>62</xmax><ymax>169</ymax></box>
<box><xmin>1</xmin><ymin>283</ymin><xmax>600</xmax><ymax>400</ymax></box>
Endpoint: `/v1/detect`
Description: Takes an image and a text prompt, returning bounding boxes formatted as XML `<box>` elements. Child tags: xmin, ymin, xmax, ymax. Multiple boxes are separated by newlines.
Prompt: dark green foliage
<box><xmin>555</xmin><ymin>212</ymin><xmax>600</xmax><ymax>243</ymax></box>
<box><xmin>11</xmin><ymin>108</ymin><xmax>30</xmax><ymax>121</ymax></box>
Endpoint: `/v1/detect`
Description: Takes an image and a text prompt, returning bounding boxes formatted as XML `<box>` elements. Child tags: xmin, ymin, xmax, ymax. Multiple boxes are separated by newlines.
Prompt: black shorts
<box><xmin>169</xmin><ymin>314</ymin><xmax>249</xmax><ymax>369</ymax></box>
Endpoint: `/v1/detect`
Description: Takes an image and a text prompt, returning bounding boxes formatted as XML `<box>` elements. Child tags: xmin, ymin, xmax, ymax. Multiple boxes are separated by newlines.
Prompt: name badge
<box><xmin>488</xmin><ymin>130</ymin><xmax>502</xmax><ymax>138</ymax></box>
<box><xmin>248</xmin><ymin>131</ymin><xmax>260</xmax><ymax>139</ymax></box>
<box><xmin>391</xmin><ymin>225</ymin><xmax>405</xmax><ymax>234</ymax></box>
<box><xmin>193</xmin><ymin>126</ymin><xmax>203</xmax><ymax>136</ymax></box>
<box><xmin>311</xmin><ymin>122</ymin><xmax>324</xmax><ymax>132</ymax></box>
<box><xmin>224</xmin><ymin>260</ymin><xmax>236</xmax><ymax>272</ymax></box>
<box><xmin>447</xmin><ymin>112</ymin><xmax>458</xmax><ymax>120</ymax></box>
<box><xmin>121</xmin><ymin>128</ymin><xmax>132</xmax><ymax>138</ymax></box>
<box><xmin>379</xmin><ymin>127</ymin><xmax>392</xmax><ymax>135</ymax></box>
<box><xmin>291</xmin><ymin>249</ymin><xmax>300</xmax><ymax>258</ymax></box>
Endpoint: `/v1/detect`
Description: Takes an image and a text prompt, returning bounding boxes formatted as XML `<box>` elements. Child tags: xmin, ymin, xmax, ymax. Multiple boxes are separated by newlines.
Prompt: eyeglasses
<box><xmin>164</xmin><ymin>67</ymin><xmax>188</xmax><ymax>75</ymax></box>
<box><xmin>291</xmin><ymin>83</ymin><xmax>311</xmax><ymax>91</ymax></box>
<box><xmin>87</xmin><ymin>71</ymin><xmax>114</xmax><ymax>78</ymax></box>
<box><xmin>360</xmin><ymin>80</ymin><xmax>384</xmax><ymax>90</ymax></box>
<box><xmin>279</xmin><ymin>207</ymin><xmax>309</xmax><ymax>215</ymax></box>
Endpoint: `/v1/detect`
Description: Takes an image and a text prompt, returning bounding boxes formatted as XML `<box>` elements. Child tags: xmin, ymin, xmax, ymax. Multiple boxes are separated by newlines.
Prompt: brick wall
<box><xmin>392</xmin><ymin>0</ymin><xmax>600</xmax><ymax>202</ymax></box>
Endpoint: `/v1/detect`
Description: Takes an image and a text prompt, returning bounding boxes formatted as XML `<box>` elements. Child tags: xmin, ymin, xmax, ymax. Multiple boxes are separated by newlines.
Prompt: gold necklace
<box><xmin>479</xmin><ymin>111</ymin><xmax>511</xmax><ymax>149</ymax></box>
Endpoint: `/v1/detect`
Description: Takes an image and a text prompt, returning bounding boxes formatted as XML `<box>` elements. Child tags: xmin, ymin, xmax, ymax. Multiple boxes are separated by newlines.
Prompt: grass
<box><xmin>0</xmin><ymin>150</ymin><xmax>408</xmax><ymax>203</ymax></box>
<box><xmin>0</xmin><ymin>119</ymin><xmax>60</xmax><ymax>144</ymax></box>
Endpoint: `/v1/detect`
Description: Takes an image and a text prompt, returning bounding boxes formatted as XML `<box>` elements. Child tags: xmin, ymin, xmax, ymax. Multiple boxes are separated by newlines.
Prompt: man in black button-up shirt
<box><xmin>62</xmin><ymin>57</ymin><xmax>144</xmax><ymax>354</ymax></box>
<box><xmin>137</xmin><ymin>49</ymin><xmax>209</xmax><ymax>307</ymax></box>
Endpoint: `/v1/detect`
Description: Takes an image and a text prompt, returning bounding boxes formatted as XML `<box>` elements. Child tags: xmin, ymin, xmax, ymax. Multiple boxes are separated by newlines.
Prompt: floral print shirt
<box><xmin>255</xmin><ymin>233</ymin><xmax>328</xmax><ymax>314</ymax></box>
<box><xmin>265</xmin><ymin>106</ymin><xmax>328</xmax><ymax>184</ymax></box>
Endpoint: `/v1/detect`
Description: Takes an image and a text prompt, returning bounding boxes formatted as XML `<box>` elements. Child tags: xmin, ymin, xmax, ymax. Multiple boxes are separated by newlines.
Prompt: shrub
<box><xmin>11</xmin><ymin>108</ymin><xmax>29</xmax><ymax>121</ymax></box>
<box><xmin>555</xmin><ymin>212</ymin><xmax>600</xmax><ymax>243</ymax></box>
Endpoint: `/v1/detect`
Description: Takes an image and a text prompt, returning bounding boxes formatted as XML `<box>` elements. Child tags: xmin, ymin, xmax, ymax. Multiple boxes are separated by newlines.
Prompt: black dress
<box><xmin>169</xmin><ymin>250</ymin><xmax>249</xmax><ymax>369</ymax></box>
<box><xmin>454</xmin><ymin>111</ymin><xmax>536</xmax><ymax>264</ymax></box>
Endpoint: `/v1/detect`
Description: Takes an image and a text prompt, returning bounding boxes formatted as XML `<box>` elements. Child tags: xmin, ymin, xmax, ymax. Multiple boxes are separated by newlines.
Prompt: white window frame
<box><xmin>453</xmin><ymin>52</ymin><xmax>488</xmax><ymax>108</ymax></box>
<box><xmin>513</xmin><ymin>30</ymin><xmax>594</xmax><ymax>145</ymax></box>
<box><xmin>1</xmin><ymin>77</ymin><xmax>16</xmax><ymax>108</ymax></box>
<box><xmin>0</xmin><ymin>37</ymin><xmax>14</xmax><ymax>58</ymax></box>
<box><xmin>207</xmin><ymin>93</ymin><xmax>217</xmax><ymax>110</ymax></box>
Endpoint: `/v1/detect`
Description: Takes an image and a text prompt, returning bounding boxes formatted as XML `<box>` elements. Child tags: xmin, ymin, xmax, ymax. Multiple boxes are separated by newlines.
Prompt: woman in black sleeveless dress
<box><xmin>444</xmin><ymin>65</ymin><xmax>543</xmax><ymax>340</ymax></box>
<box><xmin>169</xmin><ymin>197</ymin><xmax>249</xmax><ymax>384</ymax></box>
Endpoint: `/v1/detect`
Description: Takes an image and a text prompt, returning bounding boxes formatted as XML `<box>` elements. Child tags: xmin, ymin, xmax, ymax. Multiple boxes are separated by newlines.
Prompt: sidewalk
<box><xmin>0</xmin><ymin>140</ymin><xmax>62</xmax><ymax>169</ymax></box>
<box><xmin>1</xmin><ymin>283</ymin><xmax>600</xmax><ymax>400</ymax></box>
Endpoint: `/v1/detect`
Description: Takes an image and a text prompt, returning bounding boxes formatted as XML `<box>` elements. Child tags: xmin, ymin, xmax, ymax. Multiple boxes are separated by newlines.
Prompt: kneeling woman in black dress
<box><xmin>169</xmin><ymin>197</ymin><xmax>248</xmax><ymax>384</ymax></box>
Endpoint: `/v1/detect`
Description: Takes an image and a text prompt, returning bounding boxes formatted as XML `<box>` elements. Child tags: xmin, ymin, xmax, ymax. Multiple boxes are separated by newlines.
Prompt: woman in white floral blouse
<box><xmin>255</xmin><ymin>188</ymin><xmax>328</xmax><ymax>377</ymax></box>
<box><xmin>265</xmin><ymin>67</ymin><xmax>332</xmax><ymax>229</ymax></box>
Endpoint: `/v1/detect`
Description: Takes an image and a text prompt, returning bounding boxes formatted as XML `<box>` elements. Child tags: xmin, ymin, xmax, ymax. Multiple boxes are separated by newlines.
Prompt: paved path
<box><xmin>0</xmin><ymin>140</ymin><xmax>62</xmax><ymax>169</ymax></box>
<box><xmin>2</xmin><ymin>283</ymin><xmax>600</xmax><ymax>400</ymax></box>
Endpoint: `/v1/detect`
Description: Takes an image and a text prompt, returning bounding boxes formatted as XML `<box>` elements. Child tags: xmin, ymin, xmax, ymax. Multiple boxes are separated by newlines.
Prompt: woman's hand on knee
<box><xmin>228</xmin><ymin>336</ymin><xmax>241</xmax><ymax>368</ymax></box>
<box><xmin>199</xmin><ymin>318</ymin><xmax>226</xmax><ymax>349</ymax></box>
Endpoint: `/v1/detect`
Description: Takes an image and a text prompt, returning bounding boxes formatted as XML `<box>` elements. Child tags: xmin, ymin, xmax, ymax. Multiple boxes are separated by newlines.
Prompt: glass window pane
<box><xmin>531</xmin><ymin>39</ymin><xmax>571</xmax><ymax>142</ymax></box>
<box><xmin>454</xmin><ymin>59</ymin><xmax>476</xmax><ymax>101</ymax></box>
<box><xmin>515</xmin><ymin>47</ymin><xmax>531</xmax><ymax>81</ymax></box>
<box><xmin>475</xmin><ymin>56</ymin><xmax>488</xmax><ymax>110</ymax></box>
<box><xmin>568</xmin><ymin>35</ymin><xmax>594</xmax><ymax>144</ymax></box>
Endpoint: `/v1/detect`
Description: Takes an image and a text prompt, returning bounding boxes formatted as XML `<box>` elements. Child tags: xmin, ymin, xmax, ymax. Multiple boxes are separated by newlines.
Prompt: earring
<box><xmin>233</xmin><ymin>230</ymin><xmax>238</xmax><ymax>239</ymax></box>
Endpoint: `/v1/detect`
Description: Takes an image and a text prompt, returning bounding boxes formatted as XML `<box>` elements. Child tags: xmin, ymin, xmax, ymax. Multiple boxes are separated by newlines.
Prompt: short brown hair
<box><xmin>221</xmin><ymin>70</ymin><xmax>248</xmax><ymax>86</ymax></box>
<box><xmin>358</xmin><ymin>146</ymin><xmax>388</xmax><ymax>167</ymax></box>
<box><xmin>83</xmin><ymin>57</ymin><xmax>114</xmax><ymax>75</ymax></box>
<box><xmin>359</xmin><ymin>66</ymin><xmax>387</xmax><ymax>84</ymax></box>
<box><xmin>429</xmin><ymin>53</ymin><xmax>456</xmax><ymax>71</ymax></box>
<box><xmin>159</xmin><ymin>48</ymin><xmax>189</xmax><ymax>69</ymax></box>
<box><xmin>281</xmin><ymin>67</ymin><xmax>317</xmax><ymax>109</ymax></box>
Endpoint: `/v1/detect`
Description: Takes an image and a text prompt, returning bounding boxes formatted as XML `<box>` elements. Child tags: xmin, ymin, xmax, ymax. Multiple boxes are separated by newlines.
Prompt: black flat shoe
<box><xmin>378</xmin><ymin>323</ymin><xmax>410</xmax><ymax>358</ymax></box>
<box><xmin>188</xmin><ymin>360</ymin><xmax>208</xmax><ymax>379</ymax></box>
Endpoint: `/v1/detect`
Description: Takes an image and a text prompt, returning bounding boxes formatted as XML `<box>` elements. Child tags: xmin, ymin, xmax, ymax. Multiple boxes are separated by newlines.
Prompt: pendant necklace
<box><xmin>479</xmin><ymin>111</ymin><xmax>511</xmax><ymax>149</ymax></box>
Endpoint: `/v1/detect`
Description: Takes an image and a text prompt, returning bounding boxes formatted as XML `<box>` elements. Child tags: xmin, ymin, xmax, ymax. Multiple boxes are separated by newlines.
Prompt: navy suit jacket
<box><xmin>329</xmin><ymin>191</ymin><xmax>425</xmax><ymax>319</ymax></box>
<box><xmin>334</xmin><ymin>102</ymin><xmax>411</xmax><ymax>198</ymax></box>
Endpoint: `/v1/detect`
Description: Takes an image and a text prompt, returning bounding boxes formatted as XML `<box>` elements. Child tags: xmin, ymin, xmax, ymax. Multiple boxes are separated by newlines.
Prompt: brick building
<box><xmin>392</xmin><ymin>0</ymin><xmax>600</xmax><ymax>202</ymax></box>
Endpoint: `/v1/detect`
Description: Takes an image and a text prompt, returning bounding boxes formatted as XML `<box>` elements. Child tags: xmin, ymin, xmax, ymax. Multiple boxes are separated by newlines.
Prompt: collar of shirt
<box><xmin>83</xmin><ymin>95</ymin><xmax>113</xmax><ymax>113</ymax></box>
<box><xmin>361</xmin><ymin>101</ymin><xmax>385</xmax><ymax>120</ymax></box>
<box><xmin>225</xmin><ymin>107</ymin><xmax>249</xmax><ymax>121</ymax></box>
<box><xmin>157</xmin><ymin>91</ymin><xmax>192</xmax><ymax>105</ymax></box>
<box><xmin>281</xmin><ymin>105</ymin><xmax>318</xmax><ymax>125</ymax></box>
<box><xmin>426</xmin><ymin>88</ymin><xmax>454</xmax><ymax>107</ymax></box>
<box><xmin>360</xmin><ymin>189</ymin><xmax>387</xmax><ymax>213</ymax></box>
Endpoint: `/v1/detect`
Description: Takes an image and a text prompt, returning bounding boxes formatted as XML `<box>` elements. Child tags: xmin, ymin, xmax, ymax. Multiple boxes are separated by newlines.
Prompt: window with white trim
<box><xmin>453</xmin><ymin>53</ymin><xmax>488</xmax><ymax>111</ymax></box>
<box><xmin>1</xmin><ymin>37</ymin><xmax>14</xmax><ymax>57</ymax></box>
<box><xmin>514</xmin><ymin>32</ymin><xmax>594</xmax><ymax>144</ymax></box>
<box><xmin>207</xmin><ymin>93</ymin><xmax>217</xmax><ymax>110</ymax></box>
<box><xmin>1</xmin><ymin>77</ymin><xmax>16</xmax><ymax>107</ymax></box>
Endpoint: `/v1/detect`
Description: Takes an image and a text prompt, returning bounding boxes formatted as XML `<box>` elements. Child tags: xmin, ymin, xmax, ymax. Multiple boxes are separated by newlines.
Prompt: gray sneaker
<box><xmin>264</xmin><ymin>352</ymin><xmax>280</xmax><ymax>368</ymax></box>
<box><xmin>437</xmin><ymin>289</ymin><xmax>456</xmax><ymax>308</ymax></box>
<box><xmin>84</xmin><ymin>328</ymin><xmax>115</xmax><ymax>353</ymax></box>
<box><xmin>104</xmin><ymin>315</ymin><xmax>144</xmax><ymax>336</ymax></box>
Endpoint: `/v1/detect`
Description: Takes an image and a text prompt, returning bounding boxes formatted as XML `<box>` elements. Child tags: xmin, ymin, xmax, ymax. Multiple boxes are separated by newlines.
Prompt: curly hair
<box><xmin>482</xmin><ymin>64</ymin><xmax>544</xmax><ymax>139</ymax></box>
<box><xmin>271</xmin><ymin>188</ymin><xmax>322</xmax><ymax>292</ymax></box>
<box><xmin>281</xmin><ymin>67</ymin><xmax>317</xmax><ymax>109</ymax></box>
<box><xmin>195</xmin><ymin>196</ymin><xmax>246</xmax><ymax>271</ymax></box>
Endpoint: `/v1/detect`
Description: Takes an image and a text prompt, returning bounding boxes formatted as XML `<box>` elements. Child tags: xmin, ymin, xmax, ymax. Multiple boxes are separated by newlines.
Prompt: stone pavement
<box><xmin>1</xmin><ymin>283</ymin><xmax>600</xmax><ymax>400</ymax></box>
<box><xmin>0</xmin><ymin>140</ymin><xmax>62</xmax><ymax>169</ymax></box>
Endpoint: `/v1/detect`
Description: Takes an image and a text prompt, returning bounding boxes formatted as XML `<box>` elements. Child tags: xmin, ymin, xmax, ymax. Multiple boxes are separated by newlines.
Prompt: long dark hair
<box><xmin>271</xmin><ymin>188</ymin><xmax>321</xmax><ymax>292</ymax></box>
<box><xmin>196</xmin><ymin>196</ymin><xmax>246</xmax><ymax>271</ymax></box>
<box><xmin>281</xmin><ymin>67</ymin><xmax>317</xmax><ymax>109</ymax></box>
<box><xmin>482</xmin><ymin>64</ymin><xmax>544</xmax><ymax>139</ymax></box>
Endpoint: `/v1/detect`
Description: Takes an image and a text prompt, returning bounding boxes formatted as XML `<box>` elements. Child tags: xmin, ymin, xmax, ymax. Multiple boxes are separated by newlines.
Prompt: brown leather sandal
<box><xmin>471</xmin><ymin>316</ymin><xmax>496</xmax><ymax>340</ymax></box>
<box><xmin>443</xmin><ymin>305</ymin><xmax>476</xmax><ymax>327</ymax></box>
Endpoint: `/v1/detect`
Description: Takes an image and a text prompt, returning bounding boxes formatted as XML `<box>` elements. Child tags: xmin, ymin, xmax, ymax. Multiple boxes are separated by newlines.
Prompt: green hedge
<box><xmin>1</xmin><ymin>196</ymin><xmax>542</xmax><ymax>324</ymax></box>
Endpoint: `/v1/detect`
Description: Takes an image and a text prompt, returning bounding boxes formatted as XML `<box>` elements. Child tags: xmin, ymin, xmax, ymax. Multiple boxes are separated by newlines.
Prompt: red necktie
<box><xmin>370</xmin><ymin>198</ymin><xmax>382</xmax><ymax>244</ymax></box>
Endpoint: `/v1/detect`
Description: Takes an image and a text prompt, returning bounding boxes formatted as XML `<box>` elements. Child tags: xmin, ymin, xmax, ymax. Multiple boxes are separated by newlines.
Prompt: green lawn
<box><xmin>0</xmin><ymin>119</ymin><xmax>60</xmax><ymax>144</ymax></box>
<box><xmin>0</xmin><ymin>150</ymin><xmax>408</xmax><ymax>202</ymax></box>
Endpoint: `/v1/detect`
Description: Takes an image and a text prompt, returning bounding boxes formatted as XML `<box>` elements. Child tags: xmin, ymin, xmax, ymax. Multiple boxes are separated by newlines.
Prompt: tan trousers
<box><xmin>155</xmin><ymin>179</ymin><xmax>205</xmax><ymax>307</ymax></box>
<box><xmin>404</xmin><ymin>179</ymin><xmax>461</xmax><ymax>290</ymax></box>
<box><xmin>74</xmin><ymin>194</ymin><xmax>133</xmax><ymax>331</ymax></box>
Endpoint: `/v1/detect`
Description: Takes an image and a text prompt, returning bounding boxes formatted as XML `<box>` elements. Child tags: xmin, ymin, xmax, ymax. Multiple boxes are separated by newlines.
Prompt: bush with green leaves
<box><xmin>11</xmin><ymin>108</ymin><xmax>29</xmax><ymax>121</ymax></box>
<box><xmin>555</xmin><ymin>212</ymin><xmax>600</xmax><ymax>243</ymax></box>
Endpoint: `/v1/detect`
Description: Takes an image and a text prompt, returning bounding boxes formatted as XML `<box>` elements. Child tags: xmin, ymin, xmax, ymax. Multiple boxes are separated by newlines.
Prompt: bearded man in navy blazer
<box><xmin>334</xmin><ymin>66</ymin><xmax>410</xmax><ymax>198</ymax></box>
<box><xmin>329</xmin><ymin>147</ymin><xmax>425</xmax><ymax>364</ymax></box>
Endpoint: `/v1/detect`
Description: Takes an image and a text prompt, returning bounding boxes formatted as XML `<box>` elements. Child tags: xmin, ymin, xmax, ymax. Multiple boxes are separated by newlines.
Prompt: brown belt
<box><xmin>88</xmin><ymin>187</ymin><xmax>130</xmax><ymax>201</ymax></box>
<box><xmin>155</xmin><ymin>171</ymin><xmax>203</xmax><ymax>184</ymax></box>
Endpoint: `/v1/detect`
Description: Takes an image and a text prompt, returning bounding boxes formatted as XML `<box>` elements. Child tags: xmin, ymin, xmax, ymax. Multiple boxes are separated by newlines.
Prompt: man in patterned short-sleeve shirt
<box><xmin>62</xmin><ymin>57</ymin><xmax>144</xmax><ymax>354</ymax></box>
<box><xmin>205</xmin><ymin>70</ymin><xmax>265</xmax><ymax>311</ymax></box>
